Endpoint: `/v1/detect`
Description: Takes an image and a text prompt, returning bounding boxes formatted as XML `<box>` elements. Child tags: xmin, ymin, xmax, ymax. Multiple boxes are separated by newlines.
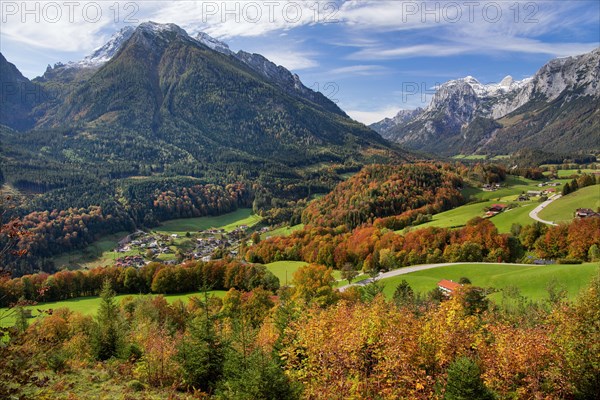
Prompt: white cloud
<box><xmin>346</xmin><ymin>105</ymin><xmax>403</xmax><ymax>125</ymax></box>
<box><xmin>259</xmin><ymin>50</ymin><xmax>318</xmax><ymax>70</ymax></box>
<box><xmin>349</xmin><ymin>44</ymin><xmax>469</xmax><ymax>60</ymax></box>
<box><xmin>0</xmin><ymin>1</ymin><xmax>116</xmax><ymax>52</ymax></box>
<box><xmin>329</xmin><ymin>64</ymin><xmax>387</xmax><ymax>76</ymax></box>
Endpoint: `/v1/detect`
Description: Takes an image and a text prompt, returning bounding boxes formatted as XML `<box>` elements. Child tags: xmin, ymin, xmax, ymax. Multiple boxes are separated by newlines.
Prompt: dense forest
<box><xmin>0</xmin><ymin>180</ymin><xmax>251</xmax><ymax>275</ymax></box>
<box><xmin>301</xmin><ymin>163</ymin><xmax>465</xmax><ymax>229</ymax></box>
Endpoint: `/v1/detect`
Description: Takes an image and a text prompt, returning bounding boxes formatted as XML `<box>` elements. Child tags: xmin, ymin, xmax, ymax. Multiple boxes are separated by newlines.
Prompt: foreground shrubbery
<box><xmin>1</xmin><ymin>266</ymin><xmax>599</xmax><ymax>399</ymax></box>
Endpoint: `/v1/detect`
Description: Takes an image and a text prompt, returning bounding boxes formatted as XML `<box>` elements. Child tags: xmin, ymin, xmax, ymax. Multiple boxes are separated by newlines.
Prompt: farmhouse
<box><xmin>489</xmin><ymin>204</ymin><xmax>507</xmax><ymax>212</ymax></box>
<box><xmin>437</xmin><ymin>279</ymin><xmax>462</xmax><ymax>296</ymax></box>
<box><xmin>527</xmin><ymin>190</ymin><xmax>542</xmax><ymax>196</ymax></box>
<box><xmin>575</xmin><ymin>208</ymin><xmax>600</xmax><ymax>218</ymax></box>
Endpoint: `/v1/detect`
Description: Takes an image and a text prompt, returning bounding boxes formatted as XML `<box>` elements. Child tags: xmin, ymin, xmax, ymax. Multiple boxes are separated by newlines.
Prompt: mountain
<box><xmin>0</xmin><ymin>53</ymin><xmax>44</xmax><ymax>131</ymax></box>
<box><xmin>0</xmin><ymin>22</ymin><xmax>401</xmax><ymax>223</ymax></box>
<box><xmin>27</xmin><ymin>22</ymin><xmax>389</xmax><ymax>161</ymax></box>
<box><xmin>375</xmin><ymin>49</ymin><xmax>600</xmax><ymax>155</ymax></box>
<box><xmin>370</xmin><ymin>108</ymin><xmax>423</xmax><ymax>135</ymax></box>
<box><xmin>36</xmin><ymin>24</ymin><xmax>343</xmax><ymax>118</ymax></box>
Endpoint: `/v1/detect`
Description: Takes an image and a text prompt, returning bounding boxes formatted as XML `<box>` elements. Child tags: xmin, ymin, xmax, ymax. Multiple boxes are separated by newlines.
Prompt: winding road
<box><xmin>338</xmin><ymin>262</ymin><xmax>532</xmax><ymax>291</ymax></box>
<box><xmin>528</xmin><ymin>194</ymin><xmax>561</xmax><ymax>226</ymax></box>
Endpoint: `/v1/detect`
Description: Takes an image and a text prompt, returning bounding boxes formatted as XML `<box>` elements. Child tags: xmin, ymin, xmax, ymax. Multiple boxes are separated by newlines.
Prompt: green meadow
<box><xmin>1</xmin><ymin>290</ymin><xmax>227</xmax><ymax>327</ymax></box>
<box><xmin>538</xmin><ymin>184</ymin><xmax>600</xmax><ymax>223</ymax></box>
<box><xmin>264</xmin><ymin>261</ymin><xmax>308</xmax><ymax>286</ymax></box>
<box><xmin>157</xmin><ymin>208</ymin><xmax>261</xmax><ymax>234</ymax></box>
<box><xmin>261</xmin><ymin>224</ymin><xmax>304</xmax><ymax>240</ymax></box>
<box><xmin>380</xmin><ymin>262</ymin><xmax>599</xmax><ymax>302</ymax></box>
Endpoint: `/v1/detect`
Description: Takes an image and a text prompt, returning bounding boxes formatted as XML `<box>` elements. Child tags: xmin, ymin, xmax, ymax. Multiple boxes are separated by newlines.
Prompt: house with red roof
<box><xmin>437</xmin><ymin>279</ymin><xmax>462</xmax><ymax>296</ymax></box>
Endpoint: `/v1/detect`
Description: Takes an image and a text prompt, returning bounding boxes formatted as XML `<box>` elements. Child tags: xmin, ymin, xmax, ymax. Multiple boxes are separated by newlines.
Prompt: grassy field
<box><xmin>0</xmin><ymin>290</ymin><xmax>227</xmax><ymax>327</ymax></box>
<box><xmin>53</xmin><ymin>231</ymin><xmax>135</xmax><ymax>269</ymax></box>
<box><xmin>490</xmin><ymin>203</ymin><xmax>537</xmax><ymax>233</ymax></box>
<box><xmin>380</xmin><ymin>262</ymin><xmax>599</xmax><ymax>302</ymax></box>
<box><xmin>452</xmin><ymin>154</ymin><xmax>488</xmax><ymax>160</ymax></box>
<box><xmin>157</xmin><ymin>208</ymin><xmax>261</xmax><ymax>234</ymax></box>
<box><xmin>413</xmin><ymin>175</ymin><xmax>581</xmax><ymax>233</ymax></box>
<box><xmin>405</xmin><ymin>200</ymin><xmax>540</xmax><ymax>233</ymax></box>
<box><xmin>405</xmin><ymin>201</ymin><xmax>496</xmax><ymax>231</ymax></box>
<box><xmin>264</xmin><ymin>261</ymin><xmax>308</xmax><ymax>286</ymax></box>
<box><xmin>544</xmin><ymin>169</ymin><xmax>599</xmax><ymax>178</ymax></box>
<box><xmin>262</xmin><ymin>224</ymin><xmax>304</xmax><ymax>240</ymax></box>
<box><xmin>538</xmin><ymin>184</ymin><xmax>600</xmax><ymax>223</ymax></box>
<box><xmin>462</xmin><ymin>175</ymin><xmax>545</xmax><ymax>202</ymax></box>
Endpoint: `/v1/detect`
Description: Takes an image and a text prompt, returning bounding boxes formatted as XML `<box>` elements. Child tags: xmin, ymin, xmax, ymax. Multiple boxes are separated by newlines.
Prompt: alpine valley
<box><xmin>1</xmin><ymin>16</ymin><xmax>600</xmax><ymax>400</ymax></box>
<box><xmin>0</xmin><ymin>22</ymin><xmax>402</xmax><ymax>272</ymax></box>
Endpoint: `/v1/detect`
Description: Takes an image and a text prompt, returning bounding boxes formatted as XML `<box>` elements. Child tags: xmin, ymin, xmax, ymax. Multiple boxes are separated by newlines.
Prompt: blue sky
<box><xmin>1</xmin><ymin>1</ymin><xmax>598</xmax><ymax>123</ymax></box>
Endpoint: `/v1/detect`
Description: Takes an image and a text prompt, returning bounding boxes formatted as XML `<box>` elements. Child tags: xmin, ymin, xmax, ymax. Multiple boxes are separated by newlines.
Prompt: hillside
<box><xmin>0</xmin><ymin>23</ymin><xmax>404</xmax><ymax>273</ymax></box>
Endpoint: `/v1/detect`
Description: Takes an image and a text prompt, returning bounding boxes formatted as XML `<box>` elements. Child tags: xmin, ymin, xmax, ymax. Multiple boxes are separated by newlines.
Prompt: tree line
<box><xmin>0</xmin><ymin>259</ymin><xmax>278</xmax><ymax>308</ymax></box>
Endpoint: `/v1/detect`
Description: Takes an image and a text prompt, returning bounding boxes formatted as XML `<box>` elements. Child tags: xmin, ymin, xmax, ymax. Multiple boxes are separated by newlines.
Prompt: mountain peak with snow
<box><xmin>195</xmin><ymin>32</ymin><xmax>233</xmax><ymax>55</ymax></box>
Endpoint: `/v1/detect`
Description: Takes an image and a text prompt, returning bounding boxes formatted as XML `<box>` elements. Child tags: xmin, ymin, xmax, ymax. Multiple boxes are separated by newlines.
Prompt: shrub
<box><xmin>558</xmin><ymin>258</ymin><xmax>583</xmax><ymax>265</ymax></box>
<box><xmin>127</xmin><ymin>379</ymin><xmax>145</xmax><ymax>392</ymax></box>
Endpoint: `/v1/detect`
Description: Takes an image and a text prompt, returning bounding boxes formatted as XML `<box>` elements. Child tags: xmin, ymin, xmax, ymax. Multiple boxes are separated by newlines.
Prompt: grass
<box><xmin>545</xmin><ymin>169</ymin><xmax>599</xmax><ymax>178</ymax></box>
<box><xmin>380</xmin><ymin>262</ymin><xmax>599</xmax><ymax>302</ymax></box>
<box><xmin>157</xmin><ymin>208</ymin><xmax>261</xmax><ymax>234</ymax></box>
<box><xmin>452</xmin><ymin>154</ymin><xmax>488</xmax><ymax>160</ymax></box>
<box><xmin>404</xmin><ymin>201</ymin><xmax>496</xmax><ymax>231</ymax></box>
<box><xmin>340</xmin><ymin>172</ymin><xmax>358</xmax><ymax>180</ymax></box>
<box><xmin>462</xmin><ymin>175</ymin><xmax>542</xmax><ymax>202</ymax></box>
<box><xmin>490</xmin><ymin>203</ymin><xmax>537</xmax><ymax>233</ymax></box>
<box><xmin>414</xmin><ymin>175</ymin><xmax>579</xmax><ymax>233</ymax></box>
<box><xmin>53</xmin><ymin>231</ymin><xmax>135</xmax><ymax>269</ymax></box>
<box><xmin>262</xmin><ymin>224</ymin><xmax>304</xmax><ymax>240</ymax></box>
<box><xmin>0</xmin><ymin>290</ymin><xmax>227</xmax><ymax>327</ymax></box>
<box><xmin>264</xmin><ymin>261</ymin><xmax>308</xmax><ymax>286</ymax></box>
<box><xmin>538</xmin><ymin>184</ymin><xmax>600</xmax><ymax>223</ymax></box>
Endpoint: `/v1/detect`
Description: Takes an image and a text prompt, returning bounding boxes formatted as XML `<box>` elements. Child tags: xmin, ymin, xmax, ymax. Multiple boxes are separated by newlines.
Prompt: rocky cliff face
<box><xmin>370</xmin><ymin>108</ymin><xmax>423</xmax><ymax>135</ymax></box>
<box><xmin>375</xmin><ymin>48</ymin><xmax>600</xmax><ymax>155</ymax></box>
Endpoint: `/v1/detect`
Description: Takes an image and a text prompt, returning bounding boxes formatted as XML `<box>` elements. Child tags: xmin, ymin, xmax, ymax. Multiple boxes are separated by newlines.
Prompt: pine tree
<box><xmin>92</xmin><ymin>279</ymin><xmax>125</xmax><ymax>360</ymax></box>
<box><xmin>392</xmin><ymin>279</ymin><xmax>414</xmax><ymax>306</ymax></box>
<box><xmin>177</xmin><ymin>287</ymin><xmax>225</xmax><ymax>393</ymax></box>
<box><xmin>445</xmin><ymin>356</ymin><xmax>495</xmax><ymax>400</ymax></box>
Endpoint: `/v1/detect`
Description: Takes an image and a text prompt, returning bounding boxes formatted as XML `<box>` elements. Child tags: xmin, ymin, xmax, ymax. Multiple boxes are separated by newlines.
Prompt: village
<box><xmin>112</xmin><ymin>225</ymin><xmax>270</xmax><ymax>268</ymax></box>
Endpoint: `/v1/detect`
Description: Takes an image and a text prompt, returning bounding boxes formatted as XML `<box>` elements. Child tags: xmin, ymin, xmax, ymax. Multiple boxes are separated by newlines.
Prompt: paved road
<box><xmin>529</xmin><ymin>194</ymin><xmax>561</xmax><ymax>226</ymax></box>
<box><xmin>338</xmin><ymin>262</ymin><xmax>532</xmax><ymax>291</ymax></box>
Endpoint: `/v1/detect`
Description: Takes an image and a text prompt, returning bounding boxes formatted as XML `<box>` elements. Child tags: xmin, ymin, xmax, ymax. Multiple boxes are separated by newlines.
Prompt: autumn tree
<box><xmin>291</xmin><ymin>264</ymin><xmax>336</xmax><ymax>307</ymax></box>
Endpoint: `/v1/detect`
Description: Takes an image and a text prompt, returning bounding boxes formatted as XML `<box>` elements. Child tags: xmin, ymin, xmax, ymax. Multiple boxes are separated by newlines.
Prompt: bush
<box><xmin>127</xmin><ymin>379</ymin><xmax>145</xmax><ymax>392</ymax></box>
<box><xmin>558</xmin><ymin>258</ymin><xmax>583</xmax><ymax>264</ymax></box>
<box><xmin>46</xmin><ymin>350</ymin><xmax>69</xmax><ymax>373</ymax></box>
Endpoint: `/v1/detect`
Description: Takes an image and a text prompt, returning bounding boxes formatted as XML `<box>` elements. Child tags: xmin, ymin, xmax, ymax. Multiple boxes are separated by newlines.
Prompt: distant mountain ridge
<box><xmin>371</xmin><ymin>48</ymin><xmax>600</xmax><ymax>155</ymax></box>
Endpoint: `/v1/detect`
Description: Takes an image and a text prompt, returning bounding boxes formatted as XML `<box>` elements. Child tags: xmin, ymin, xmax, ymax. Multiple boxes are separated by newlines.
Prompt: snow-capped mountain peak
<box><xmin>195</xmin><ymin>32</ymin><xmax>233</xmax><ymax>55</ymax></box>
<box><xmin>77</xmin><ymin>26</ymin><xmax>135</xmax><ymax>68</ymax></box>
<box><xmin>445</xmin><ymin>74</ymin><xmax>532</xmax><ymax>98</ymax></box>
